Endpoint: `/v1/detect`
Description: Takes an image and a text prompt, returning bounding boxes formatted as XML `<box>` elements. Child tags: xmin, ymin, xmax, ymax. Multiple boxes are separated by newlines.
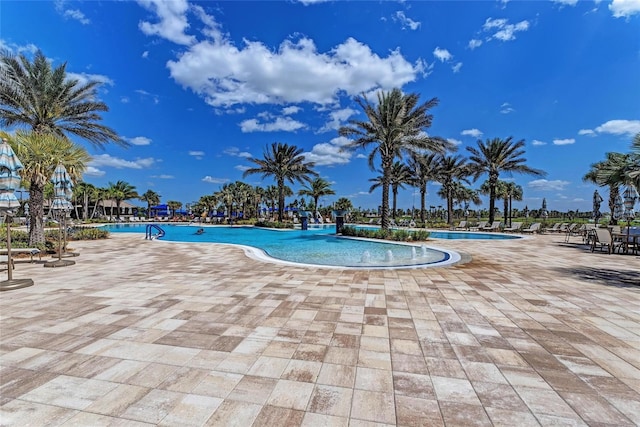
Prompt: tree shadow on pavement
<box><xmin>555</xmin><ymin>266</ymin><xmax>640</xmax><ymax>288</ymax></box>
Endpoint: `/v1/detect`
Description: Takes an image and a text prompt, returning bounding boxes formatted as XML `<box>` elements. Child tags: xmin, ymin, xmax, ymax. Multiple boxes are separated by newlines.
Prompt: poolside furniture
<box><xmin>469</xmin><ymin>221</ymin><xmax>487</xmax><ymax>231</ymax></box>
<box><xmin>0</xmin><ymin>255</ymin><xmax>15</xmax><ymax>269</ymax></box>
<box><xmin>454</xmin><ymin>220</ymin><xmax>468</xmax><ymax>230</ymax></box>
<box><xmin>503</xmin><ymin>222</ymin><xmax>523</xmax><ymax>233</ymax></box>
<box><xmin>546</xmin><ymin>223</ymin><xmax>562</xmax><ymax>233</ymax></box>
<box><xmin>521</xmin><ymin>222</ymin><xmax>541</xmax><ymax>234</ymax></box>
<box><xmin>483</xmin><ymin>221</ymin><xmax>501</xmax><ymax>232</ymax></box>
<box><xmin>591</xmin><ymin>227</ymin><xmax>623</xmax><ymax>254</ymax></box>
<box><xmin>0</xmin><ymin>248</ymin><xmax>41</xmax><ymax>263</ymax></box>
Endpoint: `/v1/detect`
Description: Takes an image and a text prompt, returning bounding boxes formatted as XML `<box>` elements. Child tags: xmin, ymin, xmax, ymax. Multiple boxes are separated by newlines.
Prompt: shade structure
<box><xmin>0</xmin><ymin>138</ymin><xmax>33</xmax><ymax>290</ymax></box>
<box><xmin>623</xmin><ymin>186</ymin><xmax>638</xmax><ymax>219</ymax></box>
<box><xmin>44</xmin><ymin>163</ymin><xmax>76</xmax><ymax>268</ymax></box>
<box><xmin>613</xmin><ymin>194</ymin><xmax>624</xmax><ymax>221</ymax></box>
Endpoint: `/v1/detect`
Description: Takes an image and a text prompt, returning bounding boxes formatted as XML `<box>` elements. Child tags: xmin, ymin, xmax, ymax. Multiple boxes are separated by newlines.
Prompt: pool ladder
<box><xmin>145</xmin><ymin>224</ymin><xmax>165</xmax><ymax>240</ymax></box>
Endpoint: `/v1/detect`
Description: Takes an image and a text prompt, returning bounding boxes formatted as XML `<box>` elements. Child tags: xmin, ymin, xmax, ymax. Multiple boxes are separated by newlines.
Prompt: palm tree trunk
<box><xmin>503</xmin><ymin>198</ymin><xmax>508</xmax><ymax>225</ymax></box>
<box><xmin>488</xmin><ymin>174</ymin><xmax>497</xmax><ymax>223</ymax></box>
<box><xmin>278</xmin><ymin>179</ymin><xmax>285</xmax><ymax>222</ymax></box>
<box><xmin>392</xmin><ymin>187</ymin><xmax>398</xmax><ymax>219</ymax></box>
<box><xmin>420</xmin><ymin>187</ymin><xmax>426</xmax><ymax>223</ymax></box>
<box><xmin>83</xmin><ymin>192</ymin><xmax>89</xmax><ymax>220</ymax></box>
<box><xmin>609</xmin><ymin>185</ymin><xmax>618</xmax><ymax>225</ymax></box>
<box><xmin>447</xmin><ymin>186</ymin><xmax>454</xmax><ymax>225</ymax></box>
<box><xmin>28</xmin><ymin>182</ymin><xmax>46</xmax><ymax>246</ymax></box>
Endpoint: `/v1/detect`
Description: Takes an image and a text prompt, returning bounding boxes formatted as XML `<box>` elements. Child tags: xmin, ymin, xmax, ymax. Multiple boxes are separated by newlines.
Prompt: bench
<box><xmin>0</xmin><ymin>248</ymin><xmax>42</xmax><ymax>263</ymax></box>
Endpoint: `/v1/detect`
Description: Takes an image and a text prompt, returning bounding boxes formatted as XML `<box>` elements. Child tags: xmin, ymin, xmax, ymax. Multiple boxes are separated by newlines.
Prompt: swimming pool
<box><xmin>101</xmin><ymin>224</ymin><xmax>461</xmax><ymax>269</ymax></box>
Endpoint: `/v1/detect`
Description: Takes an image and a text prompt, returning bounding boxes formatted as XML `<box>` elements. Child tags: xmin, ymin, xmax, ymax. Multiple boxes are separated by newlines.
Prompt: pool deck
<box><xmin>1</xmin><ymin>232</ymin><xmax>639</xmax><ymax>426</ymax></box>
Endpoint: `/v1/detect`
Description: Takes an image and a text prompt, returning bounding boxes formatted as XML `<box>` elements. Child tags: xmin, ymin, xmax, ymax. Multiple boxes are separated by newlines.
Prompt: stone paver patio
<box><xmin>1</xmin><ymin>231</ymin><xmax>639</xmax><ymax>426</ymax></box>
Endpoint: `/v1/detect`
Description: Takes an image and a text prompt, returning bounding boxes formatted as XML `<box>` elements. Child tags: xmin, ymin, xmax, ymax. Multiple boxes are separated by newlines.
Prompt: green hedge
<box><xmin>255</xmin><ymin>220</ymin><xmax>294</xmax><ymax>229</ymax></box>
<box><xmin>341</xmin><ymin>226</ymin><xmax>430</xmax><ymax>242</ymax></box>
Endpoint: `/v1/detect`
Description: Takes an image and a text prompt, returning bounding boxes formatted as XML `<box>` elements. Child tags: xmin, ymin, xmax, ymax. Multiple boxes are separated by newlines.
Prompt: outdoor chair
<box><xmin>454</xmin><ymin>220</ymin><xmax>468</xmax><ymax>230</ymax></box>
<box><xmin>469</xmin><ymin>221</ymin><xmax>487</xmax><ymax>231</ymax></box>
<box><xmin>483</xmin><ymin>221</ymin><xmax>501</xmax><ymax>232</ymax></box>
<box><xmin>521</xmin><ymin>222</ymin><xmax>541</xmax><ymax>234</ymax></box>
<box><xmin>591</xmin><ymin>228</ymin><xmax>623</xmax><ymax>254</ymax></box>
<box><xmin>503</xmin><ymin>222</ymin><xmax>523</xmax><ymax>232</ymax></box>
<box><xmin>546</xmin><ymin>223</ymin><xmax>562</xmax><ymax>233</ymax></box>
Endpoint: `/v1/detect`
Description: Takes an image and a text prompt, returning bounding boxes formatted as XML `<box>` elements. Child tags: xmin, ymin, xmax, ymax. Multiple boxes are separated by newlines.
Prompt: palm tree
<box><xmin>166</xmin><ymin>201</ymin><xmax>182</xmax><ymax>218</ymax></box>
<box><xmin>440</xmin><ymin>181</ymin><xmax>481</xmax><ymax>220</ymax></box>
<box><xmin>139</xmin><ymin>190</ymin><xmax>161</xmax><ymax>219</ymax></box>
<box><xmin>5</xmin><ymin>130</ymin><xmax>90</xmax><ymax>245</ymax></box>
<box><xmin>503</xmin><ymin>182</ymin><xmax>523</xmax><ymax>227</ymax></box>
<box><xmin>480</xmin><ymin>180</ymin><xmax>523</xmax><ymax>227</ymax></box>
<box><xmin>73</xmin><ymin>181</ymin><xmax>96</xmax><ymax>220</ymax></box>
<box><xmin>264</xmin><ymin>185</ymin><xmax>279</xmax><ymax>218</ymax></box>
<box><xmin>408</xmin><ymin>152</ymin><xmax>439</xmax><ymax>224</ymax></box>
<box><xmin>107</xmin><ymin>181</ymin><xmax>138</xmax><ymax>220</ymax></box>
<box><xmin>339</xmin><ymin>88</ymin><xmax>452</xmax><ymax>229</ymax></box>
<box><xmin>369</xmin><ymin>162</ymin><xmax>412</xmax><ymax>220</ymax></box>
<box><xmin>467</xmin><ymin>137</ymin><xmax>545</xmax><ymax>224</ymax></box>
<box><xmin>0</xmin><ymin>50</ymin><xmax>124</xmax><ymax>148</ymax></box>
<box><xmin>244</xmin><ymin>142</ymin><xmax>317</xmax><ymax>222</ymax></box>
<box><xmin>216</xmin><ymin>182</ymin><xmax>238</xmax><ymax>222</ymax></box>
<box><xmin>197</xmin><ymin>194</ymin><xmax>218</xmax><ymax>218</ymax></box>
<box><xmin>586</xmin><ymin>152</ymin><xmax>638</xmax><ymax>224</ymax></box>
<box><xmin>89</xmin><ymin>186</ymin><xmax>108</xmax><ymax>220</ymax></box>
<box><xmin>298</xmin><ymin>178</ymin><xmax>335</xmax><ymax>217</ymax></box>
<box><xmin>334</xmin><ymin>197</ymin><xmax>353</xmax><ymax>211</ymax></box>
<box><xmin>434</xmin><ymin>155</ymin><xmax>470</xmax><ymax>225</ymax></box>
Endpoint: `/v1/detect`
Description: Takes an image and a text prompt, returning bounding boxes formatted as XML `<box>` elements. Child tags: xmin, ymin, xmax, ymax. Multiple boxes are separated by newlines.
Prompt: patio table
<box><xmin>612</xmin><ymin>230</ymin><xmax>640</xmax><ymax>255</ymax></box>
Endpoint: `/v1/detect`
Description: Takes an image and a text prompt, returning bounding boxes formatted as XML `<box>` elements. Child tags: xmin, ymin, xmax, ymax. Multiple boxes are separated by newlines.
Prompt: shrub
<box><xmin>68</xmin><ymin>227</ymin><xmax>110</xmax><ymax>240</ymax></box>
<box><xmin>255</xmin><ymin>220</ymin><xmax>294</xmax><ymax>229</ymax></box>
<box><xmin>341</xmin><ymin>226</ymin><xmax>429</xmax><ymax>242</ymax></box>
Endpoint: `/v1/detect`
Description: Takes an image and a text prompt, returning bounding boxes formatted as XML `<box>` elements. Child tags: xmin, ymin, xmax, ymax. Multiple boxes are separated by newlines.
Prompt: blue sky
<box><xmin>2</xmin><ymin>0</ymin><xmax>639</xmax><ymax>213</ymax></box>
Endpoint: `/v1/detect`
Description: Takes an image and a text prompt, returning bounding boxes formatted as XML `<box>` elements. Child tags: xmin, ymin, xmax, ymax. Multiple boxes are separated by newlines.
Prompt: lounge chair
<box><xmin>591</xmin><ymin>228</ymin><xmax>623</xmax><ymax>254</ymax></box>
<box><xmin>546</xmin><ymin>223</ymin><xmax>562</xmax><ymax>233</ymax></box>
<box><xmin>521</xmin><ymin>222</ymin><xmax>541</xmax><ymax>234</ymax></box>
<box><xmin>503</xmin><ymin>222</ymin><xmax>523</xmax><ymax>233</ymax></box>
<box><xmin>483</xmin><ymin>221</ymin><xmax>501</xmax><ymax>232</ymax></box>
<box><xmin>454</xmin><ymin>221</ymin><xmax>468</xmax><ymax>230</ymax></box>
<box><xmin>469</xmin><ymin>221</ymin><xmax>487</xmax><ymax>231</ymax></box>
<box><xmin>0</xmin><ymin>248</ymin><xmax>41</xmax><ymax>262</ymax></box>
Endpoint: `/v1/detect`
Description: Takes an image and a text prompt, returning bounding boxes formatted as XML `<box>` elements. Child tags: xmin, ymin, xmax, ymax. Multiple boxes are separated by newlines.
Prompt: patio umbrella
<box><xmin>541</xmin><ymin>198</ymin><xmax>548</xmax><ymax>219</ymax></box>
<box><xmin>0</xmin><ymin>138</ymin><xmax>34</xmax><ymax>290</ymax></box>
<box><xmin>44</xmin><ymin>164</ymin><xmax>75</xmax><ymax>268</ymax></box>
<box><xmin>613</xmin><ymin>194</ymin><xmax>624</xmax><ymax>222</ymax></box>
<box><xmin>593</xmin><ymin>190</ymin><xmax>603</xmax><ymax>223</ymax></box>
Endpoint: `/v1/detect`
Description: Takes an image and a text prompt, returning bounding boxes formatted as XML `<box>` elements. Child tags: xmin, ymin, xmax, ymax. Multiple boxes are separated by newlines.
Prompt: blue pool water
<box><xmin>101</xmin><ymin>224</ymin><xmax>463</xmax><ymax>269</ymax></box>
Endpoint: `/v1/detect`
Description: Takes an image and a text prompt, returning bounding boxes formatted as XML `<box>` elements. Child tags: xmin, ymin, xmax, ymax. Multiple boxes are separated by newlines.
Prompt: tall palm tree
<box><xmin>5</xmin><ymin>130</ymin><xmax>90</xmax><ymax>245</ymax></box>
<box><xmin>0</xmin><ymin>50</ymin><xmax>124</xmax><ymax>148</ymax></box>
<box><xmin>298</xmin><ymin>178</ymin><xmax>335</xmax><ymax>217</ymax></box>
<box><xmin>264</xmin><ymin>185</ymin><xmax>279</xmax><ymax>218</ymax></box>
<box><xmin>166</xmin><ymin>201</ymin><xmax>182</xmax><ymax>218</ymax></box>
<box><xmin>107</xmin><ymin>181</ymin><xmax>138</xmax><ymax>220</ymax></box>
<box><xmin>89</xmin><ymin>186</ymin><xmax>108</xmax><ymax>220</ymax></box>
<box><xmin>434</xmin><ymin>155</ymin><xmax>470</xmax><ymax>225</ymax></box>
<box><xmin>216</xmin><ymin>182</ymin><xmax>238</xmax><ymax>222</ymax></box>
<box><xmin>369</xmin><ymin>162</ymin><xmax>412</xmax><ymax>219</ymax></box>
<box><xmin>339</xmin><ymin>88</ymin><xmax>452</xmax><ymax>229</ymax></box>
<box><xmin>480</xmin><ymin>180</ymin><xmax>523</xmax><ymax>226</ymax></box>
<box><xmin>139</xmin><ymin>189</ymin><xmax>161</xmax><ymax>218</ymax></box>
<box><xmin>244</xmin><ymin>143</ymin><xmax>317</xmax><ymax>222</ymax></box>
<box><xmin>587</xmin><ymin>152</ymin><xmax>639</xmax><ymax>224</ymax></box>
<box><xmin>440</xmin><ymin>181</ymin><xmax>482</xmax><ymax>217</ymax></box>
<box><xmin>504</xmin><ymin>182</ymin><xmax>523</xmax><ymax>227</ymax></box>
<box><xmin>197</xmin><ymin>194</ymin><xmax>218</xmax><ymax>218</ymax></box>
<box><xmin>467</xmin><ymin>137</ymin><xmax>545</xmax><ymax>224</ymax></box>
<box><xmin>334</xmin><ymin>197</ymin><xmax>354</xmax><ymax>211</ymax></box>
<box><xmin>73</xmin><ymin>181</ymin><xmax>96</xmax><ymax>220</ymax></box>
<box><xmin>408</xmin><ymin>152</ymin><xmax>439</xmax><ymax>224</ymax></box>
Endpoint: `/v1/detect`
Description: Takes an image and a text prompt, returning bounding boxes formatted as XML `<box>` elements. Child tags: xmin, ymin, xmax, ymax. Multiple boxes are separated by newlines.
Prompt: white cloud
<box><xmin>553</xmin><ymin>138</ymin><xmax>575</xmax><ymax>145</ymax></box>
<box><xmin>483</xmin><ymin>17</ymin><xmax>530</xmax><ymax>42</ymax></box>
<box><xmin>500</xmin><ymin>102</ymin><xmax>515</xmax><ymax>114</ymax></box>
<box><xmin>610</xmin><ymin>0</ymin><xmax>640</xmax><ymax>17</ymax></box>
<box><xmin>63</xmin><ymin>9</ymin><xmax>90</xmax><ymax>24</ymax></box>
<box><xmin>240</xmin><ymin>116</ymin><xmax>306</xmax><ymax>133</ymax></box>
<box><xmin>304</xmin><ymin>136</ymin><xmax>352</xmax><ymax>166</ymax></box>
<box><xmin>578</xmin><ymin>129</ymin><xmax>596</xmax><ymax>137</ymax></box>
<box><xmin>224</xmin><ymin>147</ymin><xmax>252</xmax><ymax>158</ymax></box>
<box><xmin>468</xmin><ymin>39</ymin><xmax>483</xmax><ymax>50</ymax></box>
<box><xmin>89</xmin><ymin>154</ymin><xmax>157</xmax><ymax>169</ymax></box>
<box><xmin>394</xmin><ymin>11</ymin><xmax>421</xmax><ymax>30</ymax></box>
<box><xmin>318</xmin><ymin>107</ymin><xmax>357</xmax><ymax>133</ymax></box>
<box><xmin>594</xmin><ymin>119</ymin><xmax>640</xmax><ymax>136</ymax></box>
<box><xmin>297</xmin><ymin>0</ymin><xmax>331</xmax><ymax>4</ymax></box>
<box><xmin>452</xmin><ymin>62</ymin><xmax>463</xmax><ymax>73</ymax></box>
<box><xmin>0</xmin><ymin>40</ymin><xmax>38</xmax><ymax>56</ymax></box>
<box><xmin>66</xmin><ymin>72</ymin><xmax>114</xmax><ymax>87</ymax></box>
<box><xmin>531</xmin><ymin>140</ymin><xmax>547</xmax><ymax>146</ymax></box>
<box><xmin>552</xmin><ymin>0</ymin><xmax>579</xmax><ymax>6</ymax></box>
<box><xmin>137</xmin><ymin>0</ymin><xmax>195</xmax><ymax>45</ymax></box>
<box><xmin>188</xmin><ymin>150</ymin><xmax>204</xmax><ymax>159</ymax></box>
<box><xmin>461</xmin><ymin>128</ymin><xmax>483</xmax><ymax>138</ymax></box>
<box><xmin>234</xmin><ymin>165</ymin><xmax>251</xmax><ymax>172</ymax></box>
<box><xmin>202</xmin><ymin>176</ymin><xmax>229</xmax><ymax>184</ymax></box>
<box><xmin>124</xmin><ymin>136</ymin><xmax>152</xmax><ymax>146</ymax></box>
<box><xmin>142</xmin><ymin>51</ymin><xmax>149</xmax><ymax>58</ymax></box>
<box><xmin>356</xmin><ymin>153</ymin><xmax>367</xmax><ymax>159</ymax></box>
<box><xmin>151</xmin><ymin>174</ymin><xmax>174</xmax><ymax>179</ymax></box>
<box><xmin>282</xmin><ymin>106</ymin><xmax>302</xmax><ymax>115</ymax></box>
<box><xmin>135</xmin><ymin>89</ymin><xmax>160</xmax><ymax>104</ymax></box>
<box><xmin>162</xmin><ymin>8</ymin><xmax>425</xmax><ymax>107</ymax></box>
<box><xmin>84</xmin><ymin>166</ymin><xmax>105</xmax><ymax>177</ymax></box>
<box><xmin>120</xmin><ymin>97</ymin><xmax>130</xmax><ymax>103</ymax></box>
<box><xmin>433</xmin><ymin>47</ymin><xmax>453</xmax><ymax>62</ymax></box>
<box><xmin>528</xmin><ymin>179</ymin><xmax>570</xmax><ymax>191</ymax></box>
<box><xmin>447</xmin><ymin>138</ymin><xmax>462</xmax><ymax>146</ymax></box>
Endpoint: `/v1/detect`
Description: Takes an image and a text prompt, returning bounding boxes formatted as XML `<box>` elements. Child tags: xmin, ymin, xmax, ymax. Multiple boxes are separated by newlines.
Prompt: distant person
<box><xmin>195</xmin><ymin>228</ymin><xmax>204</xmax><ymax>235</ymax></box>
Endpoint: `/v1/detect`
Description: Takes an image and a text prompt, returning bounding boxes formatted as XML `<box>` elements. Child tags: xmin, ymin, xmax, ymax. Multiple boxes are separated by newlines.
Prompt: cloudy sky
<box><xmin>2</xmin><ymin>0</ymin><xmax>639</xmax><ymax>213</ymax></box>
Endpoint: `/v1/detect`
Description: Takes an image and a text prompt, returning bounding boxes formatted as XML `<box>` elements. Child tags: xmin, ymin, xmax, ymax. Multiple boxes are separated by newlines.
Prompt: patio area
<box><xmin>1</xmin><ymin>232</ymin><xmax>639</xmax><ymax>426</ymax></box>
